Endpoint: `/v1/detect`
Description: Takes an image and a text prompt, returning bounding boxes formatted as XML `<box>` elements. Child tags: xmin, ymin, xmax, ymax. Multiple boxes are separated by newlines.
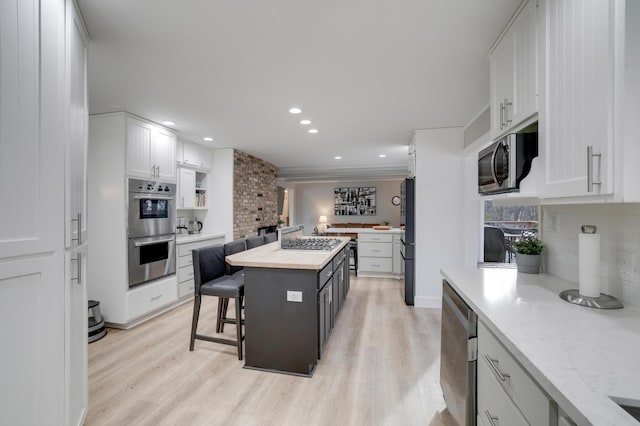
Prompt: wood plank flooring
<box><xmin>87</xmin><ymin>276</ymin><xmax>456</xmax><ymax>426</ymax></box>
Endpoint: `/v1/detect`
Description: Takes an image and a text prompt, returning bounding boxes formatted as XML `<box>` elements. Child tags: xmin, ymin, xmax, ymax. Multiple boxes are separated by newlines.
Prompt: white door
<box><xmin>154</xmin><ymin>127</ymin><xmax>177</xmax><ymax>181</ymax></box>
<box><xmin>182</xmin><ymin>141</ymin><xmax>200</xmax><ymax>167</ymax></box>
<box><xmin>490</xmin><ymin>32</ymin><xmax>514</xmax><ymax>135</ymax></box>
<box><xmin>65</xmin><ymin>0</ymin><xmax>88</xmax><ymax>248</ymax></box>
<box><xmin>540</xmin><ymin>0</ymin><xmax>616</xmax><ymax>197</ymax></box>
<box><xmin>126</xmin><ymin>118</ymin><xmax>154</xmax><ymax>179</ymax></box>
<box><xmin>511</xmin><ymin>0</ymin><xmax>538</xmax><ymax>126</ymax></box>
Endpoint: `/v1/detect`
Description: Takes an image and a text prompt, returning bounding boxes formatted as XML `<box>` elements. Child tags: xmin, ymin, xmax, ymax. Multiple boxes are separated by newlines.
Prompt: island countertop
<box><xmin>226</xmin><ymin>237</ymin><xmax>351</xmax><ymax>270</ymax></box>
<box><xmin>441</xmin><ymin>267</ymin><xmax>640</xmax><ymax>426</ymax></box>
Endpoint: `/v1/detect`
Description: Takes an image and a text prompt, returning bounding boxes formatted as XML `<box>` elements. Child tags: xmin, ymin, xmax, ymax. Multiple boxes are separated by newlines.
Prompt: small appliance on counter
<box><xmin>176</xmin><ymin>216</ymin><xmax>188</xmax><ymax>234</ymax></box>
<box><xmin>188</xmin><ymin>219</ymin><xmax>203</xmax><ymax>234</ymax></box>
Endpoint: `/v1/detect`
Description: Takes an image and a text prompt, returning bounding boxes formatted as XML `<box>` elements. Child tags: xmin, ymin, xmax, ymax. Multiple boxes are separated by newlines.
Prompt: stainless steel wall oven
<box><xmin>128</xmin><ymin>178</ymin><xmax>176</xmax><ymax>287</ymax></box>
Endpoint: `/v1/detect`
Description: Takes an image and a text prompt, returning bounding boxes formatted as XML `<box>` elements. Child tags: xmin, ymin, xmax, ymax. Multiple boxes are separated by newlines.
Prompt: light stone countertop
<box><xmin>176</xmin><ymin>233</ymin><xmax>225</xmax><ymax>244</ymax></box>
<box><xmin>441</xmin><ymin>267</ymin><xmax>640</xmax><ymax>426</ymax></box>
<box><xmin>324</xmin><ymin>227</ymin><xmax>404</xmax><ymax>234</ymax></box>
<box><xmin>226</xmin><ymin>237</ymin><xmax>351</xmax><ymax>270</ymax></box>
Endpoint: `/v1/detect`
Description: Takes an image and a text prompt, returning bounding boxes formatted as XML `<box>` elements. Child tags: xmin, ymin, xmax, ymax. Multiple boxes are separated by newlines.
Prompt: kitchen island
<box><xmin>226</xmin><ymin>237</ymin><xmax>351</xmax><ymax>376</ymax></box>
<box><xmin>441</xmin><ymin>267</ymin><xmax>640</xmax><ymax>425</ymax></box>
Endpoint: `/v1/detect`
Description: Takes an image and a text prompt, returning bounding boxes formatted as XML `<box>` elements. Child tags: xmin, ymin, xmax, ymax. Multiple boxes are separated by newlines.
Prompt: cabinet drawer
<box><xmin>358</xmin><ymin>257</ymin><xmax>393</xmax><ymax>273</ymax></box>
<box><xmin>318</xmin><ymin>262</ymin><xmax>334</xmax><ymax>288</ymax></box>
<box><xmin>177</xmin><ymin>237</ymin><xmax>224</xmax><ymax>257</ymax></box>
<box><xmin>178</xmin><ymin>279</ymin><xmax>195</xmax><ymax>298</ymax></box>
<box><xmin>178</xmin><ymin>264</ymin><xmax>194</xmax><ymax>283</ymax></box>
<box><xmin>127</xmin><ymin>278</ymin><xmax>177</xmax><ymax>320</ymax></box>
<box><xmin>359</xmin><ymin>242</ymin><xmax>392</xmax><ymax>258</ymax></box>
<box><xmin>358</xmin><ymin>233</ymin><xmax>392</xmax><ymax>243</ymax></box>
<box><xmin>478</xmin><ymin>322</ymin><xmax>553</xmax><ymax>425</ymax></box>
<box><xmin>477</xmin><ymin>357</ymin><xmax>528</xmax><ymax>426</ymax></box>
<box><xmin>178</xmin><ymin>254</ymin><xmax>192</xmax><ymax>268</ymax></box>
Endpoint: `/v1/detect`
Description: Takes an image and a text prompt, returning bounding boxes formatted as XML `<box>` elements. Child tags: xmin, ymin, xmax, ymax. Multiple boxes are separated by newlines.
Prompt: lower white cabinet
<box><xmin>127</xmin><ymin>276</ymin><xmax>177</xmax><ymax>321</ymax></box>
<box><xmin>478</xmin><ymin>321</ymin><xmax>556</xmax><ymax>426</ymax></box>
<box><xmin>176</xmin><ymin>236</ymin><xmax>225</xmax><ymax>299</ymax></box>
<box><xmin>357</xmin><ymin>232</ymin><xmax>403</xmax><ymax>278</ymax></box>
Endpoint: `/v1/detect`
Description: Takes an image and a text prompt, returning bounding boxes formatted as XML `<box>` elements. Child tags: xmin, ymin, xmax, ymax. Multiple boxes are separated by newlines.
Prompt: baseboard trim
<box><xmin>414</xmin><ymin>296</ymin><xmax>441</xmax><ymax>309</ymax></box>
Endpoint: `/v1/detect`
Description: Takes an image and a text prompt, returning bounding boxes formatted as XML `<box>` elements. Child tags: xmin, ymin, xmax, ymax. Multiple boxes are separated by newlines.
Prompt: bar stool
<box><xmin>349</xmin><ymin>240</ymin><xmax>358</xmax><ymax>275</ymax></box>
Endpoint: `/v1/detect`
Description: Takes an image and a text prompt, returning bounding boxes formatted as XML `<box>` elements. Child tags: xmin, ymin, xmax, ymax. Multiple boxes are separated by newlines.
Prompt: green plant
<box><xmin>514</xmin><ymin>237</ymin><xmax>544</xmax><ymax>255</ymax></box>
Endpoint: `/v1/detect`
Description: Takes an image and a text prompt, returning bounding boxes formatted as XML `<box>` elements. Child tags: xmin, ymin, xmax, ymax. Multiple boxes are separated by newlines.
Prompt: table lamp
<box><xmin>318</xmin><ymin>215</ymin><xmax>328</xmax><ymax>234</ymax></box>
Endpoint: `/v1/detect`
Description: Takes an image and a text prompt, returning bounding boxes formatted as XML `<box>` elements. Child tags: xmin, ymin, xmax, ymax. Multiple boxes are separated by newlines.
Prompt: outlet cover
<box><xmin>287</xmin><ymin>291</ymin><xmax>303</xmax><ymax>303</ymax></box>
<box><xmin>617</xmin><ymin>251</ymin><xmax>636</xmax><ymax>283</ymax></box>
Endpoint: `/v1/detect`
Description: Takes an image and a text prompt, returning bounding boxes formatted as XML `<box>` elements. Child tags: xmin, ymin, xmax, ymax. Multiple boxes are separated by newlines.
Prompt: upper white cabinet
<box><xmin>179</xmin><ymin>139</ymin><xmax>213</xmax><ymax>171</ymax></box>
<box><xmin>126</xmin><ymin>117</ymin><xmax>176</xmax><ymax>182</ymax></box>
<box><xmin>490</xmin><ymin>0</ymin><xmax>538</xmax><ymax>137</ymax></box>
<box><xmin>538</xmin><ymin>0</ymin><xmax>620</xmax><ymax>199</ymax></box>
<box><xmin>178</xmin><ymin>168</ymin><xmax>196</xmax><ymax>208</ymax></box>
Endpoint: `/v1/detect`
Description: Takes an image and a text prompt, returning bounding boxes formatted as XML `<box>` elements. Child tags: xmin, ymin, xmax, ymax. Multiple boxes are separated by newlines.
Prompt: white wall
<box><xmin>414</xmin><ymin>127</ymin><xmax>464</xmax><ymax>308</ymax></box>
<box><xmin>542</xmin><ymin>204</ymin><xmax>640</xmax><ymax>307</ymax></box>
<box><xmin>292</xmin><ymin>179</ymin><xmax>403</xmax><ymax>235</ymax></box>
<box><xmin>206</xmin><ymin>148</ymin><xmax>234</xmax><ymax>241</ymax></box>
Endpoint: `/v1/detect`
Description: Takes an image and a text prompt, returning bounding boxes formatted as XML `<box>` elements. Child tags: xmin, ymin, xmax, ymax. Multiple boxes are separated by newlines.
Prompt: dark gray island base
<box><xmin>226</xmin><ymin>239</ymin><xmax>350</xmax><ymax>377</ymax></box>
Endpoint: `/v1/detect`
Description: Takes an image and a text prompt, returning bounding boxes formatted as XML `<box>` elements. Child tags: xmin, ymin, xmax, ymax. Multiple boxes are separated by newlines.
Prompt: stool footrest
<box><xmin>195</xmin><ymin>333</ymin><xmax>245</xmax><ymax>346</ymax></box>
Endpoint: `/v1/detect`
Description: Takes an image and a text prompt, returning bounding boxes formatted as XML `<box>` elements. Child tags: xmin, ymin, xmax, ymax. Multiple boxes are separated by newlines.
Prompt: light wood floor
<box><xmin>87</xmin><ymin>276</ymin><xmax>456</xmax><ymax>426</ymax></box>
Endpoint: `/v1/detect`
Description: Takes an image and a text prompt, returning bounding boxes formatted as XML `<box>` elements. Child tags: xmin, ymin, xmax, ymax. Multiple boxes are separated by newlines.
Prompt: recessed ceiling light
<box><xmin>334</xmin><ymin>156</ymin><xmax>342</xmax><ymax>160</ymax></box>
<box><xmin>308</xmin><ymin>129</ymin><xmax>319</xmax><ymax>134</ymax></box>
<box><xmin>379</xmin><ymin>154</ymin><xmax>387</xmax><ymax>158</ymax></box>
<box><xmin>203</xmin><ymin>137</ymin><xmax>213</xmax><ymax>142</ymax></box>
<box><xmin>289</xmin><ymin>107</ymin><xmax>302</xmax><ymax>114</ymax></box>
<box><xmin>300</xmin><ymin>119</ymin><xmax>311</xmax><ymax>125</ymax></box>
<box><xmin>162</xmin><ymin>120</ymin><xmax>176</xmax><ymax>126</ymax></box>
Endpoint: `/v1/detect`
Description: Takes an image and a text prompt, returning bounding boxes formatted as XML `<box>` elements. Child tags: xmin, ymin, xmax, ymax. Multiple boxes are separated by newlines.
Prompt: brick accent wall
<box><xmin>233</xmin><ymin>150</ymin><xmax>278</xmax><ymax>239</ymax></box>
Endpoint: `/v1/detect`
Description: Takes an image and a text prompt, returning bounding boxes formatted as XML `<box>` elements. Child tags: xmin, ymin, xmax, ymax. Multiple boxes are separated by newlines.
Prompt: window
<box><xmin>483</xmin><ymin>200</ymin><xmax>539</xmax><ymax>263</ymax></box>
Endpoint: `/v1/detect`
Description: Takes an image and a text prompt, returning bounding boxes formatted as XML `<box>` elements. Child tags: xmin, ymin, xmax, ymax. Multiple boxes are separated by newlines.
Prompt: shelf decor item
<box><xmin>514</xmin><ymin>236</ymin><xmax>543</xmax><ymax>274</ymax></box>
<box><xmin>334</xmin><ymin>187</ymin><xmax>376</xmax><ymax>216</ymax></box>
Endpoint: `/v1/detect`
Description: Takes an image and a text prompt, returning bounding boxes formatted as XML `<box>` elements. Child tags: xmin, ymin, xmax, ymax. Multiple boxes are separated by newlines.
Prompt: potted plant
<box><xmin>513</xmin><ymin>236</ymin><xmax>544</xmax><ymax>274</ymax></box>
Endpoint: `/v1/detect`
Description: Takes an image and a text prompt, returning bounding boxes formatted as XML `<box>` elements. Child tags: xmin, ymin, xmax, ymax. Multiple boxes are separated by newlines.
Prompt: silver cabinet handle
<box><xmin>151</xmin><ymin>165</ymin><xmax>156</xmax><ymax>178</ymax></box>
<box><xmin>587</xmin><ymin>145</ymin><xmax>602</xmax><ymax>192</ymax></box>
<box><xmin>500</xmin><ymin>101</ymin><xmax>505</xmax><ymax>129</ymax></box>
<box><xmin>71</xmin><ymin>252</ymin><xmax>82</xmax><ymax>284</ymax></box>
<box><xmin>504</xmin><ymin>98</ymin><xmax>513</xmax><ymax>126</ymax></box>
<box><xmin>156</xmin><ymin>165</ymin><xmax>160</xmax><ymax>178</ymax></box>
<box><xmin>149</xmin><ymin>294</ymin><xmax>162</xmax><ymax>302</ymax></box>
<box><xmin>71</xmin><ymin>213</ymin><xmax>82</xmax><ymax>245</ymax></box>
<box><xmin>483</xmin><ymin>354</ymin><xmax>510</xmax><ymax>381</ymax></box>
<box><xmin>484</xmin><ymin>410</ymin><xmax>499</xmax><ymax>426</ymax></box>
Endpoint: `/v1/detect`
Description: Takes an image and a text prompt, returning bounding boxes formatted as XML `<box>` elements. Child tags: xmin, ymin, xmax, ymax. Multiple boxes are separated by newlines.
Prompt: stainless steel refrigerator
<box><xmin>400</xmin><ymin>177</ymin><xmax>415</xmax><ymax>305</ymax></box>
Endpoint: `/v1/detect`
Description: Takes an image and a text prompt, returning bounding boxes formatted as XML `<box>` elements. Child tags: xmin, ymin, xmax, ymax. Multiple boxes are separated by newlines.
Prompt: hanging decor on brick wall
<box><xmin>334</xmin><ymin>187</ymin><xmax>376</xmax><ymax>216</ymax></box>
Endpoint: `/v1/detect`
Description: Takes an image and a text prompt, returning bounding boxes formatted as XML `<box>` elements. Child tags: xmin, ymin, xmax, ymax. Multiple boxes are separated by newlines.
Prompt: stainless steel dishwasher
<box><xmin>440</xmin><ymin>280</ymin><xmax>477</xmax><ymax>426</ymax></box>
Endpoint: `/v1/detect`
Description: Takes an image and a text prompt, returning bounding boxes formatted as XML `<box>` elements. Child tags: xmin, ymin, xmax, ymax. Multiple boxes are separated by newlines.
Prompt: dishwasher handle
<box><xmin>442</xmin><ymin>285</ymin><xmax>477</xmax><ymax>337</ymax></box>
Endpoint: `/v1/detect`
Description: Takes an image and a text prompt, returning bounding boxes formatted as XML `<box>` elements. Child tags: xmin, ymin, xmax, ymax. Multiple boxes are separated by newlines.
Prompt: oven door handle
<box><xmin>134</xmin><ymin>237</ymin><xmax>175</xmax><ymax>247</ymax></box>
<box><xmin>133</xmin><ymin>195</ymin><xmax>174</xmax><ymax>200</ymax></box>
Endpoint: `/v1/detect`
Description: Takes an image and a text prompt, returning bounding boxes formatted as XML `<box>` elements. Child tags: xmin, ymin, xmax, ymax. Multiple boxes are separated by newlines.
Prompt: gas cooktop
<box><xmin>280</xmin><ymin>238</ymin><xmax>342</xmax><ymax>251</ymax></box>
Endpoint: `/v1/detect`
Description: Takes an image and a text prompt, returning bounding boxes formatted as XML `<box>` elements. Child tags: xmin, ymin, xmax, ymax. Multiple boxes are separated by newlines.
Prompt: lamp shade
<box><xmin>318</xmin><ymin>215</ymin><xmax>328</xmax><ymax>224</ymax></box>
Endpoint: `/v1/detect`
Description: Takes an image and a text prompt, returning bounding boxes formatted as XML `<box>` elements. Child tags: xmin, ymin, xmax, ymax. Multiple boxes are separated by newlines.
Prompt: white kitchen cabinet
<box><xmin>392</xmin><ymin>234</ymin><xmax>403</xmax><ymax>275</ymax></box>
<box><xmin>176</xmin><ymin>235</ymin><xmax>225</xmax><ymax>299</ymax></box>
<box><xmin>490</xmin><ymin>0</ymin><xmax>538</xmax><ymax>137</ymax></box>
<box><xmin>1</xmin><ymin>0</ymin><xmax>84</xmax><ymax>424</ymax></box>
<box><xmin>126</xmin><ymin>117</ymin><xmax>176</xmax><ymax>182</ymax></box>
<box><xmin>178</xmin><ymin>168</ymin><xmax>196</xmax><ymax>208</ymax></box>
<box><xmin>181</xmin><ymin>140</ymin><xmax>213</xmax><ymax>171</ymax></box>
<box><xmin>538</xmin><ymin>0</ymin><xmax>618</xmax><ymax>199</ymax></box>
<box><xmin>478</xmin><ymin>321</ymin><xmax>556</xmax><ymax>426</ymax></box>
<box><xmin>357</xmin><ymin>233</ymin><xmax>403</xmax><ymax>278</ymax></box>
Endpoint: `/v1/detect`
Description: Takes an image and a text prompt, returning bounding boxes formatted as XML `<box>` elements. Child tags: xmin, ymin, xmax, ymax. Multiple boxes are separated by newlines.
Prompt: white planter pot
<box><xmin>516</xmin><ymin>253</ymin><xmax>541</xmax><ymax>274</ymax></box>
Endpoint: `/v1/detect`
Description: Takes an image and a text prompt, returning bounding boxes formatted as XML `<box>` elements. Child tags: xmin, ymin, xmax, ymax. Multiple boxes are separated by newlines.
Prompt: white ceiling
<box><xmin>77</xmin><ymin>0</ymin><xmax>520</xmax><ymax>179</ymax></box>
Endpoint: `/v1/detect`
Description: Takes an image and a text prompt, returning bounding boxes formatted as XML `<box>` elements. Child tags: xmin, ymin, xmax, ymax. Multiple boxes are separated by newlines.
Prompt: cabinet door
<box><xmin>540</xmin><ymin>0</ymin><xmax>615</xmax><ymax>197</ymax></box>
<box><xmin>153</xmin><ymin>127</ymin><xmax>176</xmax><ymax>181</ymax></box>
<box><xmin>490</xmin><ymin>32</ymin><xmax>514</xmax><ymax>134</ymax></box>
<box><xmin>318</xmin><ymin>287</ymin><xmax>326</xmax><ymax>357</ymax></box>
<box><xmin>65</xmin><ymin>0</ymin><xmax>88</xmax><ymax>249</ymax></box>
<box><xmin>393</xmin><ymin>241</ymin><xmax>402</xmax><ymax>274</ymax></box>
<box><xmin>182</xmin><ymin>142</ymin><xmax>200</xmax><ymax>167</ymax></box>
<box><xmin>66</xmin><ymin>246</ymin><xmax>87</xmax><ymax>426</ymax></box>
<box><xmin>178</xmin><ymin>168</ymin><xmax>196</xmax><ymax>208</ymax></box>
<box><xmin>511</xmin><ymin>0</ymin><xmax>538</xmax><ymax>126</ymax></box>
<box><xmin>199</xmin><ymin>146</ymin><xmax>213</xmax><ymax>170</ymax></box>
<box><xmin>126</xmin><ymin>118</ymin><xmax>153</xmax><ymax>179</ymax></box>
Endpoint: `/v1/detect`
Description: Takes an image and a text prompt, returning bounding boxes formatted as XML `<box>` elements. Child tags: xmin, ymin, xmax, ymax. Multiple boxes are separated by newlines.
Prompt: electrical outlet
<box><xmin>549</xmin><ymin>214</ymin><xmax>559</xmax><ymax>232</ymax></box>
<box><xmin>287</xmin><ymin>291</ymin><xmax>302</xmax><ymax>303</ymax></box>
<box><xmin>617</xmin><ymin>251</ymin><xmax>636</xmax><ymax>282</ymax></box>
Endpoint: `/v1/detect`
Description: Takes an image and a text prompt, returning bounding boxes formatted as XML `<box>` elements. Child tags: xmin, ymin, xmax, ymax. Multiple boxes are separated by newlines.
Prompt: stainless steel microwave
<box><xmin>478</xmin><ymin>131</ymin><xmax>538</xmax><ymax>194</ymax></box>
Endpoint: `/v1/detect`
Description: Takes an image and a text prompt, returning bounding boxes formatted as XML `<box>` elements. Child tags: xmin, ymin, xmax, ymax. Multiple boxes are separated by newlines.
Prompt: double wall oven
<box><xmin>128</xmin><ymin>178</ymin><xmax>176</xmax><ymax>287</ymax></box>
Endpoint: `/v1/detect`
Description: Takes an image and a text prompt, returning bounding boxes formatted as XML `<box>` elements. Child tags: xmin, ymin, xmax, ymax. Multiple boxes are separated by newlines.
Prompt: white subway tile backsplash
<box><xmin>542</xmin><ymin>204</ymin><xmax>640</xmax><ymax>307</ymax></box>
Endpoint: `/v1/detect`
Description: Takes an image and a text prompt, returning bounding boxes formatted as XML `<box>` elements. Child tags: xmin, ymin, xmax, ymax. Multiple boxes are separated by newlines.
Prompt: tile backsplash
<box><xmin>542</xmin><ymin>204</ymin><xmax>640</xmax><ymax>307</ymax></box>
